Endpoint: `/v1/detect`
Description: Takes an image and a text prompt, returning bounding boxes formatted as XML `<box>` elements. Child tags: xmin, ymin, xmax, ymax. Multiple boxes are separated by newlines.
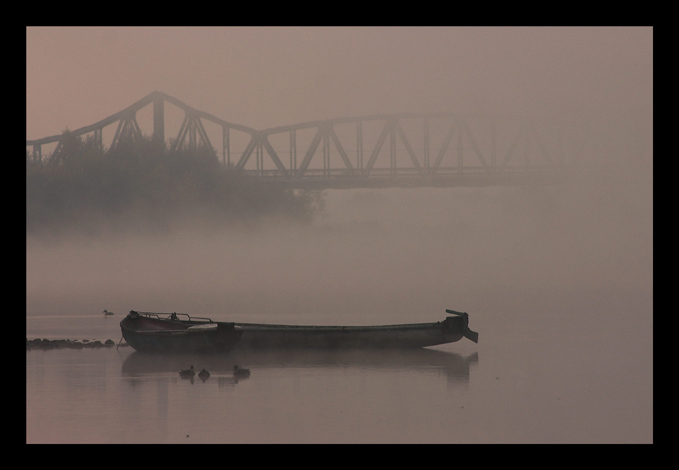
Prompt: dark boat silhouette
<box><xmin>119</xmin><ymin>309</ymin><xmax>478</xmax><ymax>353</ymax></box>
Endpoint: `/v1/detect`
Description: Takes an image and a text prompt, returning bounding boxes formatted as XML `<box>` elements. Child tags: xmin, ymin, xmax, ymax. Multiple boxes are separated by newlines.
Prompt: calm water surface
<box><xmin>26</xmin><ymin>297</ymin><xmax>651</xmax><ymax>444</ymax></box>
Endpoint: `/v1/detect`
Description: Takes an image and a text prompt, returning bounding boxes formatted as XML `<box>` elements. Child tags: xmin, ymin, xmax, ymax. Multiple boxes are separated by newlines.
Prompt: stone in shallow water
<box><xmin>26</xmin><ymin>338</ymin><xmax>118</xmax><ymax>350</ymax></box>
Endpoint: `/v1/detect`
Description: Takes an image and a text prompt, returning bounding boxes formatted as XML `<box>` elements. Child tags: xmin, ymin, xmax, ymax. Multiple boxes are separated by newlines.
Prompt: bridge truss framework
<box><xmin>27</xmin><ymin>91</ymin><xmax>587</xmax><ymax>189</ymax></box>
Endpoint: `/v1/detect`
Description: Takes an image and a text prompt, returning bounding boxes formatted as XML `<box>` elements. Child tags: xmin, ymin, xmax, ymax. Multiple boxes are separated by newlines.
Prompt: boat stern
<box><xmin>444</xmin><ymin>309</ymin><xmax>479</xmax><ymax>343</ymax></box>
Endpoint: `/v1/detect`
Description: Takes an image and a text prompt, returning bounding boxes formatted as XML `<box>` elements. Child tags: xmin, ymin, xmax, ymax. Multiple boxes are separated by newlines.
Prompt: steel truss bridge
<box><xmin>26</xmin><ymin>91</ymin><xmax>586</xmax><ymax>189</ymax></box>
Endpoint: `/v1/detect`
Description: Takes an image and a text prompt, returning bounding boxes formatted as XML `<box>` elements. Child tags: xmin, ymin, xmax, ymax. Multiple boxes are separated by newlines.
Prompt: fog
<box><xmin>26</xmin><ymin>27</ymin><xmax>652</xmax><ymax>323</ymax></box>
<box><xmin>26</xmin><ymin>181</ymin><xmax>652</xmax><ymax>324</ymax></box>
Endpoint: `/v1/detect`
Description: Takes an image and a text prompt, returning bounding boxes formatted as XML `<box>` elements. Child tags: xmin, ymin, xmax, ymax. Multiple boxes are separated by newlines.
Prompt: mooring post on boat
<box><xmin>446</xmin><ymin>309</ymin><xmax>466</xmax><ymax>316</ymax></box>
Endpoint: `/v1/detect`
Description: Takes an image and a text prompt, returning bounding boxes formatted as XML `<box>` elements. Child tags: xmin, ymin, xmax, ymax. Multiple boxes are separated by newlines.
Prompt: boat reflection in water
<box><xmin>121</xmin><ymin>347</ymin><xmax>479</xmax><ymax>387</ymax></box>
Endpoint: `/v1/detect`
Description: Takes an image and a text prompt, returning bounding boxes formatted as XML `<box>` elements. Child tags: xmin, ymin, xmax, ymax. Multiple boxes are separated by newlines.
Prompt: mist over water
<box><xmin>26</xmin><ymin>177</ymin><xmax>652</xmax><ymax>324</ymax></box>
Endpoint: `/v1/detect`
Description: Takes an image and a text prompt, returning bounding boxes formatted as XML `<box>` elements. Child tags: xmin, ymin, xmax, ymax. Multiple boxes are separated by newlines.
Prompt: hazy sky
<box><xmin>26</xmin><ymin>26</ymin><xmax>652</xmax><ymax>140</ymax></box>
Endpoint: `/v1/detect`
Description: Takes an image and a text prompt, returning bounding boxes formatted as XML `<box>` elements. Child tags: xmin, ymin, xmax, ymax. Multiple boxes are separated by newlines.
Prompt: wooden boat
<box><xmin>120</xmin><ymin>309</ymin><xmax>478</xmax><ymax>353</ymax></box>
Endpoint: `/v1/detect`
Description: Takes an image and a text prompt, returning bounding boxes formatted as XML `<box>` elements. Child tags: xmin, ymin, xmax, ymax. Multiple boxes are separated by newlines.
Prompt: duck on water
<box><xmin>179</xmin><ymin>365</ymin><xmax>195</xmax><ymax>379</ymax></box>
<box><xmin>233</xmin><ymin>365</ymin><xmax>250</xmax><ymax>378</ymax></box>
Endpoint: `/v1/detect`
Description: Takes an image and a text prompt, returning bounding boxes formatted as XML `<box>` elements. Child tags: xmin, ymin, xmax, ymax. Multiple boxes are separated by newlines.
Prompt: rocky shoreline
<box><xmin>26</xmin><ymin>338</ymin><xmax>129</xmax><ymax>350</ymax></box>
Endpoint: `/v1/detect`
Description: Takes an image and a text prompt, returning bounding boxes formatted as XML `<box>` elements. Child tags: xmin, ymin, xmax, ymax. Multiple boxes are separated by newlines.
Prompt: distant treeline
<box><xmin>26</xmin><ymin>131</ymin><xmax>325</xmax><ymax>236</ymax></box>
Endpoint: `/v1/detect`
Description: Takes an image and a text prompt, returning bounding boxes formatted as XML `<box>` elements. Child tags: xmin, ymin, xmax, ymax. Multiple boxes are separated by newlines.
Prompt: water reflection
<box><xmin>217</xmin><ymin>376</ymin><xmax>240</xmax><ymax>388</ymax></box>
<box><xmin>121</xmin><ymin>348</ymin><xmax>478</xmax><ymax>386</ymax></box>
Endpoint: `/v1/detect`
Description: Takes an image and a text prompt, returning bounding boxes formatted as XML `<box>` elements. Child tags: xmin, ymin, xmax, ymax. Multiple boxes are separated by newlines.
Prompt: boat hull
<box><xmin>233</xmin><ymin>318</ymin><xmax>466</xmax><ymax>349</ymax></box>
<box><xmin>120</xmin><ymin>311</ymin><xmax>477</xmax><ymax>353</ymax></box>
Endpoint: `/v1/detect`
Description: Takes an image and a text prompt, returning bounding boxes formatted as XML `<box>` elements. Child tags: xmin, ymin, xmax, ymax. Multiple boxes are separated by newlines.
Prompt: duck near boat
<box><xmin>198</xmin><ymin>369</ymin><xmax>211</xmax><ymax>381</ymax></box>
<box><xmin>103</xmin><ymin>309</ymin><xmax>115</xmax><ymax>316</ymax></box>
<box><xmin>179</xmin><ymin>365</ymin><xmax>195</xmax><ymax>379</ymax></box>
<box><xmin>233</xmin><ymin>365</ymin><xmax>250</xmax><ymax>378</ymax></box>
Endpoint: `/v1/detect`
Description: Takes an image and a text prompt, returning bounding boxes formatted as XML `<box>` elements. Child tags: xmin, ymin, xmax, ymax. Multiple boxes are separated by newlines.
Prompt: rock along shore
<box><xmin>26</xmin><ymin>338</ymin><xmax>126</xmax><ymax>350</ymax></box>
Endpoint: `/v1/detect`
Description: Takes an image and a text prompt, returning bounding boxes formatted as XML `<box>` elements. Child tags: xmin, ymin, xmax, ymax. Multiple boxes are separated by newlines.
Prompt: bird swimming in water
<box><xmin>233</xmin><ymin>365</ymin><xmax>250</xmax><ymax>378</ymax></box>
<box><xmin>198</xmin><ymin>368</ymin><xmax>210</xmax><ymax>381</ymax></box>
<box><xmin>179</xmin><ymin>365</ymin><xmax>195</xmax><ymax>379</ymax></box>
<box><xmin>102</xmin><ymin>309</ymin><xmax>114</xmax><ymax>315</ymax></box>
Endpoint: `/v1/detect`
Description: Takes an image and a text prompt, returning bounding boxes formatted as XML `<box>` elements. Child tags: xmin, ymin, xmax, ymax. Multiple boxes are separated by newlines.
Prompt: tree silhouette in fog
<box><xmin>26</xmin><ymin>131</ymin><xmax>323</xmax><ymax>236</ymax></box>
